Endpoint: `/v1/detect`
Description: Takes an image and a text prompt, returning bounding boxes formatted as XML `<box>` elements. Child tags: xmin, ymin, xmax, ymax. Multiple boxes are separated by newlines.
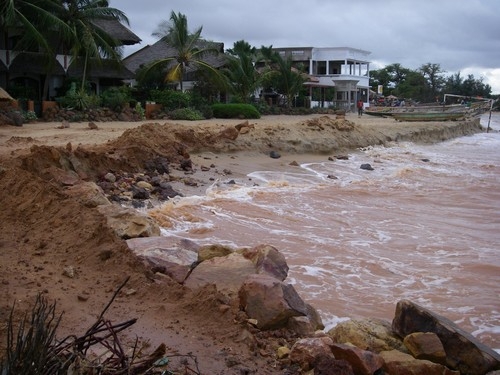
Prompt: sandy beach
<box><xmin>0</xmin><ymin>113</ymin><xmax>487</xmax><ymax>373</ymax></box>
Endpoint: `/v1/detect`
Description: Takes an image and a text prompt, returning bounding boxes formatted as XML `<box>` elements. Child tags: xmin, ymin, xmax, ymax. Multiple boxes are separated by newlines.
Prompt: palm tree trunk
<box><xmin>81</xmin><ymin>51</ymin><xmax>89</xmax><ymax>92</ymax></box>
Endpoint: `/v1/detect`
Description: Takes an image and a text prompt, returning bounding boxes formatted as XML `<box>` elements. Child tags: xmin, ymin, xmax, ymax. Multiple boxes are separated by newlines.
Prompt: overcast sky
<box><xmin>112</xmin><ymin>0</ymin><xmax>500</xmax><ymax>94</ymax></box>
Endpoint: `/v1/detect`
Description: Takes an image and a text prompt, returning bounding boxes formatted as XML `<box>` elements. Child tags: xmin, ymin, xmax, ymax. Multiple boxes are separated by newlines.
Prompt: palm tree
<box><xmin>260</xmin><ymin>46</ymin><xmax>306</xmax><ymax>108</ymax></box>
<box><xmin>59</xmin><ymin>0</ymin><xmax>130</xmax><ymax>91</ymax></box>
<box><xmin>0</xmin><ymin>0</ymin><xmax>64</xmax><ymax>54</ymax></box>
<box><xmin>1</xmin><ymin>0</ymin><xmax>130</xmax><ymax>98</ymax></box>
<box><xmin>223</xmin><ymin>40</ymin><xmax>260</xmax><ymax>103</ymax></box>
<box><xmin>147</xmin><ymin>11</ymin><xmax>221</xmax><ymax>91</ymax></box>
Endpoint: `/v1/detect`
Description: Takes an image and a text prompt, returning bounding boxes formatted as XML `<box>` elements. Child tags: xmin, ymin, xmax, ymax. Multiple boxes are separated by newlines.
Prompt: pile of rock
<box><xmin>0</xmin><ymin>108</ymin><xmax>23</xmax><ymax>126</ymax></box>
<box><xmin>42</xmin><ymin>105</ymin><xmax>143</xmax><ymax>123</ymax></box>
<box><xmin>126</xmin><ymin>236</ymin><xmax>500</xmax><ymax>375</ymax></box>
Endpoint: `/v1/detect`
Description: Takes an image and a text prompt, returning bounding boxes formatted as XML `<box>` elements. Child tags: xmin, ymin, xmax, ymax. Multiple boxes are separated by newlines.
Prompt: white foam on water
<box><xmin>150</xmin><ymin>113</ymin><xmax>500</xmax><ymax>348</ymax></box>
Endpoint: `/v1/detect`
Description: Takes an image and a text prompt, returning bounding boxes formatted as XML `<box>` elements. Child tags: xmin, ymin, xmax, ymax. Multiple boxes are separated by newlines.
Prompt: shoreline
<box><xmin>0</xmin><ymin>113</ymin><xmax>493</xmax><ymax>374</ymax></box>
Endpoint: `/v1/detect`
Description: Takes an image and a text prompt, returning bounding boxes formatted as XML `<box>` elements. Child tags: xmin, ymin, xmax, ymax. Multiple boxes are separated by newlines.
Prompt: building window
<box><xmin>316</xmin><ymin>61</ymin><xmax>326</xmax><ymax>75</ymax></box>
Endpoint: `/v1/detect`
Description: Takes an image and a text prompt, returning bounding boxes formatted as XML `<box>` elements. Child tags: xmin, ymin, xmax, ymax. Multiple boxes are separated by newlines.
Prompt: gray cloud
<box><xmin>112</xmin><ymin>0</ymin><xmax>500</xmax><ymax>93</ymax></box>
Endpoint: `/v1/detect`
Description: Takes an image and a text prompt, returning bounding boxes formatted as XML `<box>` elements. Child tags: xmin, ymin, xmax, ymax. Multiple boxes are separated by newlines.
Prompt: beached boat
<box><xmin>392</xmin><ymin>112</ymin><xmax>466</xmax><ymax>122</ymax></box>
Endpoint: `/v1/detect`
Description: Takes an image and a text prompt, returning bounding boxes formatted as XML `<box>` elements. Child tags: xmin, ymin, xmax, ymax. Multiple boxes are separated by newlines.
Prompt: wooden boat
<box><xmin>364</xmin><ymin>108</ymin><xmax>395</xmax><ymax>117</ymax></box>
<box><xmin>392</xmin><ymin>112</ymin><xmax>466</xmax><ymax>122</ymax></box>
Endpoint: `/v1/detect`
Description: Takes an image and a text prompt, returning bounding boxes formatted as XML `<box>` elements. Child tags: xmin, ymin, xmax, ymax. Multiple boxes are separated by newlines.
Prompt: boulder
<box><xmin>403</xmin><ymin>332</ymin><xmax>446</xmax><ymax>365</ymax></box>
<box><xmin>240</xmin><ymin>244</ymin><xmax>289</xmax><ymax>281</ymax></box>
<box><xmin>184</xmin><ymin>244</ymin><xmax>290</xmax><ymax>295</ymax></box>
<box><xmin>289</xmin><ymin>336</ymin><xmax>335</xmax><ymax>371</ymax></box>
<box><xmin>97</xmin><ymin>204</ymin><xmax>160</xmax><ymax>239</ymax></box>
<box><xmin>65</xmin><ymin>181</ymin><xmax>110</xmax><ymax>208</ymax></box>
<box><xmin>238</xmin><ymin>274</ymin><xmax>308</xmax><ymax>330</ymax></box>
<box><xmin>198</xmin><ymin>244</ymin><xmax>233</xmax><ymax>262</ymax></box>
<box><xmin>330</xmin><ymin>343</ymin><xmax>384</xmax><ymax>375</ymax></box>
<box><xmin>380</xmin><ymin>349</ymin><xmax>459</xmax><ymax>375</ymax></box>
<box><xmin>392</xmin><ymin>299</ymin><xmax>500</xmax><ymax>374</ymax></box>
<box><xmin>184</xmin><ymin>252</ymin><xmax>256</xmax><ymax>295</ymax></box>
<box><xmin>126</xmin><ymin>237</ymin><xmax>199</xmax><ymax>283</ymax></box>
<box><xmin>327</xmin><ymin>318</ymin><xmax>406</xmax><ymax>353</ymax></box>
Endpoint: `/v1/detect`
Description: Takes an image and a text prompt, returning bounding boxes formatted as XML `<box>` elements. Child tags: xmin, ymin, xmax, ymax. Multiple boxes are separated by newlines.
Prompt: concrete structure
<box><xmin>272</xmin><ymin>46</ymin><xmax>371</xmax><ymax>111</ymax></box>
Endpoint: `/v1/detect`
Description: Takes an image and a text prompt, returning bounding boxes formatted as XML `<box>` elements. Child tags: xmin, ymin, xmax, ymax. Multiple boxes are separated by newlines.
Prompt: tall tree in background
<box><xmin>147</xmin><ymin>11</ymin><xmax>221</xmax><ymax>91</ymax></box>
<box><xmin>260</xmin><ymin>46</ymin><xmax>305</xmax><ymax>108</ymax></box>
<box><xmin>1</xmin><ymin>0</ymin><xmax>130</xmax><ymax>98</ymax></box>
<box><xmin>419</xmin><ymin>63</ymin><xmax>446</xmax><ymax>102</ymax></box>
<box><xmin>223</xmin><ymin>40</ymin><xmax>260</xmax><ymax>103</ymax></box>
<box><xmin>59</xmin><ymin>0</ymin><xmax>129</xmax><ymax>91</ymax></box>
<box><xmin>1</xmin><ymin>0</ymin><xmax>70</xmax><ymax>98</ymax></box>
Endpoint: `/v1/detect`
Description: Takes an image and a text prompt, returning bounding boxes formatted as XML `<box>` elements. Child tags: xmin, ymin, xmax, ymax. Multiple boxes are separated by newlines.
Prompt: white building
<box><xmin>272</xmin><ymin>46</ymin><xmax>371</xmax><ymax>111</ymax></box>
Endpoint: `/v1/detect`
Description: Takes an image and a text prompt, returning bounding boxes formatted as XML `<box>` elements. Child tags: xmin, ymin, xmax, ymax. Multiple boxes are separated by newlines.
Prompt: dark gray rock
<box><xmin>392</xmin><ymin>299</ymin><xmax>500</xmax><ymax>375</ymax></box>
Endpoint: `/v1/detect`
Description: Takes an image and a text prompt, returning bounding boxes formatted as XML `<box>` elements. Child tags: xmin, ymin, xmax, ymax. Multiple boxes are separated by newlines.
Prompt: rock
<box><xmin>185</xmin><ymin>244</ymin><xmax>291</xmax><ymax>295</ymax></box>
<box><xmin>360</xmin><ymin>163</ymin><xmax>374</xmax><ymax>170</ymax></box>
<box><xmin>218</xmin><ymin>126</ymin><xmax>240</xmax><ymax>140</ymax></box>
<box><xmin>97</xmin><ymin>204</ymin><xmax>160</xmax><ymax>239</ymax></box>
<box><xmin>277</xmin><ymin>346</ymin><xmax>291</xmax><ymax>359</ymax></box>
<box><xmin>289</xmin><ymin>336</ymin><xmax>335</xmax><ymax>371</ymax></box>
<box><xmin>287</xmin><ymin>316</ymin><xmax>315</xmax><ymax>337</ymax></box>
<box><xmin>314</xmin><ymin>356</ymin><xmax>354</xmax><ymax>375</ymax></box>
<box><xmin>235</xmin><ymin>120</ymin><xmax>254</xmax><ymax>132</ymax></box>
<box><xmin>330</xmin><ymin>343</ymin><xmax>384</xmax><ymax>375</ymax></box>
<box><xmin>144</xmin><ymin>157</ymin><xmax>170</xmax><ymax>174</ymax></box>
<box><xmin>104</xmin><ymin>172</ymin><xmax>116</xmax><ymax>183</ymax></box>
<box><xmin>238</xmin><ymin>274</ymin><xmax>308</xmax><ymax>330</ymax></box>
<box><xmin>126</xmin><ymin>237</ymin><xmax>199</xmax><ymax>283</ymax></box>
<box><xmin>403</xmin><ymin>332</ymin><xmax>446</xmax><ymax>365</ymax></box>
<box><xmin>131</xmin><ymin>186</ymin><xmax>149</xmax><ymax>199</ymax></box>
<box><xmin>380</xmin><ymin>349</ymin><xmax>459</xmax><ymax>375</ymax></box>
<box><xmin>156</xmin><ymin>184</ymin><xmax>182</xmax><ymax>200</ymax></box>
<box><xmin>392</xmin><ymin>299</ymin><xmax>500</xmax><ymax>374</ymax></box>
<box><xmin>180</xmin><ymin>158</ymin><xmax>192</xmax><ymax>171</ymax></box>
<box><xmin>270</xmin><ymin>150</ymin><xmax>281</xmax><ymax>159</ymax></box>
<box><xmin>88</xmin><ymin>122</ymin><xmax>98</xmax><ymax>130</ymax></box>
<box><xmin>240</xmin><ymin>244</ymin><xmax>289</xmax><ymax>281</ymax></box>
<box><xmin>197</xmin><ymin>244</ymin><xmax>233</xmax><ymax>262</ymax></box>
<box><xmin>136</xmin><ymin>180</ymin><xmax>153</xmax><ymax>190</ymax></box>
<box><xmin>327</xmin><ymin>318</ymin><xmax>405</xmax><ymax>353</ymax></box>
<box><xmin>184</xmin><ymin>252</ymin><xmax>256</xmax><ymax>295</ymax></box>
<box><xmin>63</xmin><ymin>266</ymin><xmax>75</xmax><ymax>278</ymax></box>
<box><xmin>65</xmin><ymin>181</ymin><xmax>110</xmax><ymax>208</ymax></box>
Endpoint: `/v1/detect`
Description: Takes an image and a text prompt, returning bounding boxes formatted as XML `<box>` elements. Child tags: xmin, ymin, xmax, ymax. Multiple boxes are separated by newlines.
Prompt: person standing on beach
<box><xmin>357</xmin><ymin>99</ymin><xmax>364</xmax><ymax>117</ymax></box>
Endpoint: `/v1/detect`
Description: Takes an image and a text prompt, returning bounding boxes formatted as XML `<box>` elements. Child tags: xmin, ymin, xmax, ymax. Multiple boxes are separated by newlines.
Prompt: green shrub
<box><xmin>101</xmin><ymin>86</ymin><xmax>130</xmax><ymax>111</ymax></box>
<box><xmin>212</xmin><ymin>103</ymin><xmax>261</xmax><ymax>119</ymax></box>
<box><xmin>59</xmin><ymin>83</ymin><xmax>100</xmax><ymax>110</ymax></box>
<box><xmin>169</xmin><ymin>107</ymin><xmax>204</xmax><ymax>121</ymax></box>
<box><xmin>150</xmin><ymin>89</ymin><xmax>191</xmax><ymax>110</ymax></box>
<box><xmin>134</xmin><ymin>102</ymin><xmax>145</xmax><ymax>120</ymax></box>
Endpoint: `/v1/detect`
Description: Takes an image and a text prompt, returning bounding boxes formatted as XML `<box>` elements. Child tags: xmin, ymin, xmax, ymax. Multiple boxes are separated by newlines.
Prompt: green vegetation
<box><xmin>212</xmin><ymin>103</ymin><xmax>260</xmax><ymax>119</ymax></box>
<box><xmin>169</xmin><ymin>107</ymin><xmax>204</xmax><ymax>120</ymax></box>
<box><xmin>1</xmin><ymin>0</ymin><xmax>130</xmax><ymax>99</ymax></box>
<box><xmin>59</xmin><ymin>82</ymin><xmax>100</xmax><ymax>110</ymax></box>
<box><xmin>100</xmin><ymin>86</ymin><xmax>131</xmax><ymax>111</ymax></box>
<box><xmin>150</xmin><ymin>89</ymin><xmax>191</xmax><ymax>110</ymax></box>
<box><xmin>140</xmin><ymin>11</ymin><xmax>223</xmax><ymax>91</ymax></box>
<box><xmin>370</xmin><ymin>62</ymin><xmax>492</xmax><ymax>102</ymax></box>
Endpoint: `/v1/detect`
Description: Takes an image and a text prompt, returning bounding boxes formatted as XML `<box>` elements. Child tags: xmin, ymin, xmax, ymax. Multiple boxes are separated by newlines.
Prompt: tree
<box><xmin>0</xmin><ymin>0</ymin><xmax>63</xmax><ymax>54</ymax></box>
<box><xmin>147</xmin><ymin>11</ymin><xmax>221</xmax><ymax>91</ymax></box>
<box><xmin>419</xmin><ymin>63</ymin><xmax>446</xmax><ymax>102</ymax></box>
<box><xmin>259</xmin><ymin>46</ymin><xmax>306</xmax><ymax>108</ymax></box>
<box><xmin>1</xmin><ymin>0</ymin><xmax>130</xmax><ymax>99</ymax></box>
<box><xmin>59</xmin><ymin>0</ymin><xmax>129</xmax><ymax>91</ymax></box>
<box><xmin>1</xmin><ymin>0</ymin><xmax>70</xmax><ymax>99</ymax></box>
<box><xmin>223</xmin><ymin>40</ymin><xmax>260</xmax><ymax>103</ymax></box>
